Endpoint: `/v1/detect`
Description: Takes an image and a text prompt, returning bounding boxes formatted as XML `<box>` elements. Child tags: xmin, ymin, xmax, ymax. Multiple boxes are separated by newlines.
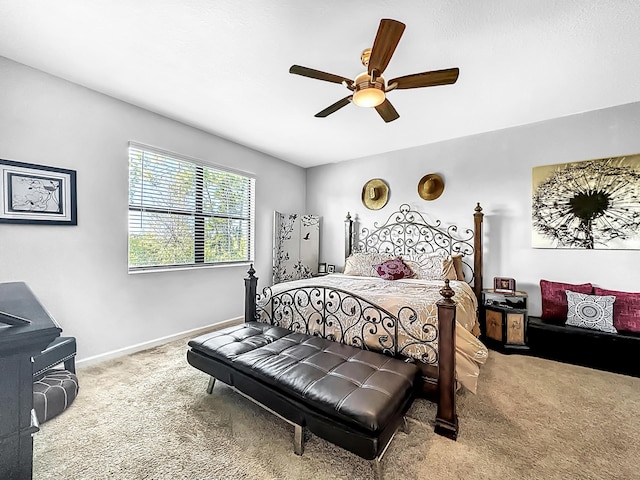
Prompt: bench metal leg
<box><xmin>219</xmin><ymin>382</ymin><xmax>307</xmax><ymax>457</ymax></box>
<box><xmin>373</xmin><ymin>458</ymin><xmax>384</xmax><ymax>480</ymax></box>
<box><xmin>206</xmin><ymin>376</ymin><xmax>216</xmax><ymax>394</ymax></box>
<box><xmin>294</xmin><ymin>424</ymin><xmax>305</xmax><ymax>456</ymax></box>
<box><xmin>401</xmin><ymin>415</ymin><xmax>409</xmax><ymax>434</ymax></box>
<box><xmin>370</xmin><ymin>415</ymin><xmax>410</xmax><ymax>480</ymax></box>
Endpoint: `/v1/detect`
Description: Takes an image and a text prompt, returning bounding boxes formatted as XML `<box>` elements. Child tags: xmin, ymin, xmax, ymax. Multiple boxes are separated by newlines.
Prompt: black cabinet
<box><xmin>481</xmin><ymin>289</ymin><xmax>529</xmax><ymax>352</ymax></box>
<box><xmin>0</xmin><ymin>282</ymin><xmax>61</xmax><ymax>480</ymax></box>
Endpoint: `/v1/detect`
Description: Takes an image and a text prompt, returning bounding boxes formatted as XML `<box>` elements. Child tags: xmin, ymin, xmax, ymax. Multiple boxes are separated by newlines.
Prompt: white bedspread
<box><xmin>258</xmin><ymin>274</ymin><xmax>488</xmax><ymax>393</ymax></box>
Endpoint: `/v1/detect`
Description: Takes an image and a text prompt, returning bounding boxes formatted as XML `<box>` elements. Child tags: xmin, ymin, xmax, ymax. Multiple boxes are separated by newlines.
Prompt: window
<box><xmin>128</xmin><ymin>143</ymin><xmax>255</xmax><ymax>271</ymax></box>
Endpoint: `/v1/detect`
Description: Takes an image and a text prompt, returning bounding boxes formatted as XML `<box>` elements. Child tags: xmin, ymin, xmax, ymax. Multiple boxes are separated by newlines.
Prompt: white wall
<box><xmin>0</xmin><ymin>57</ymin><xmax>306</xmax><ymax>362</ymax></box>
<box><xmin>306</xmin><ymin>102</ymin><xmax>640</xmax><ymax>316</ymax></box>
<box><xmin>3</xmin><ymin>53</ymin><xmax>638</xmax><ymax>361</ymax></box>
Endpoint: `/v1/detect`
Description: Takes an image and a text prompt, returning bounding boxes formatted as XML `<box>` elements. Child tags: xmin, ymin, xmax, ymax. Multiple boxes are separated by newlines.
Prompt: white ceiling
<box><xmin>1</xmin><ymin>1</ymin><xmax>640</xmax><ymax>168</ymax></box>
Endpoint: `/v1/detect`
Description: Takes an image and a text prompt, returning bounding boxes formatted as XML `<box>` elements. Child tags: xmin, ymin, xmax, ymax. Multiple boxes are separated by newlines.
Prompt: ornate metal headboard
<box><xmin>345</xmin><ymin>203</ymin><xmax>484</xmax><ymax>302</ymax></box>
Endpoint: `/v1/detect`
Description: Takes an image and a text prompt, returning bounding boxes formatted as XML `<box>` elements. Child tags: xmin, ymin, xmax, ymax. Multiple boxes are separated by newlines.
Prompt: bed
<box><xmin>244</xmin><ymin>203</ymin><xmax>488</xmax><ymax>439</ymax></box>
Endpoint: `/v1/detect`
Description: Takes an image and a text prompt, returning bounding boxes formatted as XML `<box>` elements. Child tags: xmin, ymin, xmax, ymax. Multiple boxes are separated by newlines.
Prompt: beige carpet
<box><xmin>33</xmin><ymin>335</ymin><xmax>640</xmax><ymax>480</ymax></box>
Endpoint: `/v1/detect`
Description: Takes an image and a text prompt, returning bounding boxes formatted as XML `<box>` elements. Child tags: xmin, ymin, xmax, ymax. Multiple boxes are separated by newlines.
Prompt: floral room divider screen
<box><xmin>272</xmin><ymin>212</ymin><xmax>320</xmax><ymax>284</ymax></box>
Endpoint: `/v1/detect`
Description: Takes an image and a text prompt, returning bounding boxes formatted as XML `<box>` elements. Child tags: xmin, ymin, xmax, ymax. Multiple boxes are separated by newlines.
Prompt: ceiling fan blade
<box><xmin>290</xmin><ymin>65</ymin><xmax>352</xmax><ymax>86</ymax></box>
<box><xmin>315</xmin><ymin>96</ymin><xmax>353</xmax><ymax>118</ymax></box>
<box><xmin>375</xmin><ymin>99</ymin><xmax>400</xmax><ymax>123</ymax></box>
<box><xmin>368</xmin><ymin>19</ymin><xmax>406</xmax><ymax>77</ymax></box>
<box><xmin>388</xmin><ymin>68</ymin><xmax>460</xmax><ymax>90</ymax></box>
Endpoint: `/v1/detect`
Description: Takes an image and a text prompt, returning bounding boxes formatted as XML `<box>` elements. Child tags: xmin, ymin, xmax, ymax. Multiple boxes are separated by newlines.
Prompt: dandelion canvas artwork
<box><xmin>532</xmin><ymin>154</ymin><xmax>640</xmax><ymax>249</ymax></box>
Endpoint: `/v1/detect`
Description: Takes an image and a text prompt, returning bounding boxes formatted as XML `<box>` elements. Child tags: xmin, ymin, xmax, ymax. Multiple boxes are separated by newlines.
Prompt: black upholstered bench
<box><xmin>187</xmin><ymin>322</ymin><xmax>419</xmax><ymax>476</ymax></box>
<box><xmin>527</xmin><ymin>316</ymin><xmax>640</xmax><ymax>377</ymax></box>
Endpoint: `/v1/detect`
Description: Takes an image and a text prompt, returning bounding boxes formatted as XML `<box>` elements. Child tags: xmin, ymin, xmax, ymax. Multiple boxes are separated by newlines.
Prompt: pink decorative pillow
<box><xmin>594</xmin><ymin>287</ymin><xmax>640</xmax><ymax>333</ymax></box>
<box><xmin>540</xmin><ymin>280</ymin><xmax>593</xmax><ymax>322</ymax></box>
<box><xmin>374</xmin><ymin>257</ymin><xmax>413</xmax><ymax>281</ymax></box>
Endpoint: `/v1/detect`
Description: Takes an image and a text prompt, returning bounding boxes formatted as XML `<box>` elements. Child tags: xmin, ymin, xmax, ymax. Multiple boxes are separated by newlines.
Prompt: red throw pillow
<box><xmin>374</xmin><ymin>257</ymin><xmax>413</xmax><ymax>281</ymax></box>
<box><xmin>594</xmin><ymin>287</ymin><xmax>640</xmax><ymax>333</ymax></box>
<box><xmin>540</xmin><ymin>280</ymin><xmax>593</xmax><ymax>322</ymax></box>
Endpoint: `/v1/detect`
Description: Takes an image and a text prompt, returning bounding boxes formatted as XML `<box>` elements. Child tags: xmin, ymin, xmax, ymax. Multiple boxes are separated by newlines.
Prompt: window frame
<box><xmin>127</xmin><ymin>142</ymin><xmax>255</xmax><ymax>273</ymax></box>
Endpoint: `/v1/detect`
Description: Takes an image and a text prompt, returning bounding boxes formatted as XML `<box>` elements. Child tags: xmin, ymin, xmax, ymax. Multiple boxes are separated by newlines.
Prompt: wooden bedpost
<box><xmin>435</xmin><ymin>279</ymin><xmax>459</xmax><ymax>440</ymax></box>
<box><xmin>344</xmin><ymin>212</ymin><xmax>354</xmax><ymax>259</ymax></box>
<box><xmin>473</xmin><ymin>203</ymin><xmax>484</xmax><ymax>305</ymax></box>
<box><xmin>244</xmin><ymin>264</ymin><xmax>257</xmax><ymax>323</ymax></box>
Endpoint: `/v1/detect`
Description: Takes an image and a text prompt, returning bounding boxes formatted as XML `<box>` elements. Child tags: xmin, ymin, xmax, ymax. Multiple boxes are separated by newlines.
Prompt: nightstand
<box><xmin>482</xmin><ymin>289</ymin><xmax>529</xmax><ymax>352</ymax></box>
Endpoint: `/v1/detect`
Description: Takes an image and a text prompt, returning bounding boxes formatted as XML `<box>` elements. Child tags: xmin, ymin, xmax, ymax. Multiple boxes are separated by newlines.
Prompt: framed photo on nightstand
<box><xmin>494</xmin><ymin>277</ymin><xmax>516</xmax><ymax>294</ymax></box>
<box><xmin>327</xmin><ymin>264</ymin><xmax>335</xmax><ymax>274</ymax></box>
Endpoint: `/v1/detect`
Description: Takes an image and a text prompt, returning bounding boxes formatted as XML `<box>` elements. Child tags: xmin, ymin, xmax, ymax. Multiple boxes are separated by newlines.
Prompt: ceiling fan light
<box><xmin>352</xmin><ymin>71</ymin><xmax>386</xmax><ymax>108</ymax></box>
<box><xmin>353</xmin><ymin>88</ymin><xmax>386</xmax><ymax>108</ymax></box>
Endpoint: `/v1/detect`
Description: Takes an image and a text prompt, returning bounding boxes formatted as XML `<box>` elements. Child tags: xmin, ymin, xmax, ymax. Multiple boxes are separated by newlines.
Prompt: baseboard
<box><xmin>77</xmin><ymin>317</ymin><xmax>243</xmax><ymax>368</ymax></box>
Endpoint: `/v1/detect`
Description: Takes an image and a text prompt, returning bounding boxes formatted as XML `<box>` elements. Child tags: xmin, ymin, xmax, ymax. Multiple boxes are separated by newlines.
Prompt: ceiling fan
<box><xmin>289</xmin><ymin>18</ymin><xmax>459</xmax><ymax>123</ymax></box>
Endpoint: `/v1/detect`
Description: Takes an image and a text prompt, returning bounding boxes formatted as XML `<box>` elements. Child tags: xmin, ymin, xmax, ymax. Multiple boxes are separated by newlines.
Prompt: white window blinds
<box><xmin>128</xmin><ymin>143</ymin><xmax>255</xmax><ymax>271</ymax></box>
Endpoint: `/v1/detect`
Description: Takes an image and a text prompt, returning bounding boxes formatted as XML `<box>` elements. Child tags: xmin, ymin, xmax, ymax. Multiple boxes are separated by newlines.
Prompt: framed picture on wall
<box><xmin>0</xmin><ymin>159</ymin><xmax>77</xmax><ymax>225</ymax></box>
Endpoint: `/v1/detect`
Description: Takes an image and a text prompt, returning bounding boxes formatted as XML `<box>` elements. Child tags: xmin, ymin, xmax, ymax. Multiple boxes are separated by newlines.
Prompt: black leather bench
<box><xmin>527</xmin><ymin>316</ymin><xmax>640</xmax><ymax>377</ymax></box>
<box><xmin>187</xmin><ymin>321</ymin><xmax>419</xmax><ymax>475</ymax></box>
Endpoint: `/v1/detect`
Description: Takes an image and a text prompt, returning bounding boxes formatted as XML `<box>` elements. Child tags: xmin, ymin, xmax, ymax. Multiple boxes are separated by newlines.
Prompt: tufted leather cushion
<box><xmin>191</xmin><ymin>322</ymin><xmax>292</xmax><ymax>360</ymax></box>
<box><xmin>189</xmin><ymin>322</ymin><xmax>418</xmax><ymax>434</ymax></box>
<box><xmin>33</xmin><ymin>370</ymin><xmax>79</xmax><ymax>423</ymax></box>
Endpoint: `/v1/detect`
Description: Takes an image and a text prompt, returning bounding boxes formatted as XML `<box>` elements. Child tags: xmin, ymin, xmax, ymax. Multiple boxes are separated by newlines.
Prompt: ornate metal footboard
<box><xmin>243</xmin><ymin>265</ymin><xmax>460</xmax><ymax>440</ymax></box>
<box><xmin>258</xmin><ymin>283</ymin><xmax>435</xmax><ymax>361</ymax></box>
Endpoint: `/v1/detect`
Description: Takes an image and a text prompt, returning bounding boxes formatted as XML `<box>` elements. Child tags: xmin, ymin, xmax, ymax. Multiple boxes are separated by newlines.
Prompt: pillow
<box><xmin>374</xmin><ymin>257</ymin><xmax>413</xmax><ymax>280</ymax></box>
<box><xmin>440</xmin><ymin>256</ymin><xmax>459</xmax><ymax>281</ymax></box>
<box><xmin>593</xmin><ymin>287</ymin><xmax>640</xmax><ymax>333</ymax></box>
<box><xmin>451</xmin><ymin>254</ymin><xmax>466</xmax><ymax>281</ymax></box>
<box><xmin>405</xmin><ymin>252</ymin><xmax>456</xmax><ymax>281</ymax></box>
<box><xmin>343</xmin><ymin>252</ymin><xmax>394</xmax><ymax>277</ymax></box>
<box><xmin>565</xmin><ymin>290</ymin><xmax>617</xmax><ymax>333</ymax></box>
<box><xmin>540</xmin><ymin>280</ymin><xmax>593</xmax><ymax>322</ymax></box>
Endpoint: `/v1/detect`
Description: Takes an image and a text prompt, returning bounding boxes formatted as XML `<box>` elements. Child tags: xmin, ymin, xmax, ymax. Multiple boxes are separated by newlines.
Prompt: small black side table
<box><xmin>482</xmin><ymin>289</ymin><xmax>529</xmax><ymax>353</ymax></box>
